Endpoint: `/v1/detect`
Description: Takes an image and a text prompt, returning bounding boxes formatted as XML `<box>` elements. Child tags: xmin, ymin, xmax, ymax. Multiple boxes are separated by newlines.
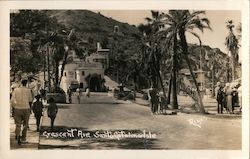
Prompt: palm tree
<box><xmin>161</xmin><ymin>10</ymin><xmax>211</xmax><ymax>113</ymax></box>
<box><xmin>143</xmin><ymin>11</ymin><xmax>167</xmax><ymax>98</ymax></box>
<box><xmin>225</xmin><ymin>20</ymin><xmax>239</xmax><ymax>81</ymax></box>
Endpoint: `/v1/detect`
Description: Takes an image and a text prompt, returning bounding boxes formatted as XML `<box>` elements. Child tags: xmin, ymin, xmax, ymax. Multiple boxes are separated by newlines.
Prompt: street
<box><xmin>35</xmin><ymin>92</ymin><xmax>241</xmax><ymax>150</ymax></box>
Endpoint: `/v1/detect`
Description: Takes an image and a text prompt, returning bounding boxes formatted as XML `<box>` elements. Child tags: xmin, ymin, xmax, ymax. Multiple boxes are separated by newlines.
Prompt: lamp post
<box><xmin>47</xmin><ymin>44</ymin><xmax>51</xmax><ymax>92</ymax></box>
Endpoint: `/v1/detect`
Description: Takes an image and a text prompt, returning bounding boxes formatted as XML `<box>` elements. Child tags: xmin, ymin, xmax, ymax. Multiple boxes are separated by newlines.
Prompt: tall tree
<box><xmin>172</xmin><ymin>10</ymin><xmax>211</xmax><ymax>113</ymax></box>
<box><xmin>225</xmin><ymin>20</ymin><xmax>239</xmax><ymax>81</ymax></box>
<box><xmin>143</xmin><ymin>11</ymin><xmax>167</xmax><ymax>98</ymax></box>
<box><xmin>159</xmin><ymin>10</ymin><xmax>211</xmax><ymax>112</ymax></box>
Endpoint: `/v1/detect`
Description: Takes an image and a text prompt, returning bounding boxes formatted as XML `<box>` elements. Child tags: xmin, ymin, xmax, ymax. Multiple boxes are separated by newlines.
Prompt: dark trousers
<box><xmin>14</xmin><ymin>109</ymin><xmax>30</xmax><ymax>139</ymax></box>
<box><xmin>35</xmin><ymin>114</ymin><xmax>42</xmax><ymax>128</ymax></box>
<box><xmin>49</xmin><ymin>116</ymin><xmax>56</xmax><ymax>130</ymax></box>
<box><xmin>217</xmin><ymin>103</ymin><xmax>223</xmax><ymax>114</ymax></box>
<box><xmin>150</xmin><ymin>100</ymin><xmax>159</xmax><ymax>114</ymax></box>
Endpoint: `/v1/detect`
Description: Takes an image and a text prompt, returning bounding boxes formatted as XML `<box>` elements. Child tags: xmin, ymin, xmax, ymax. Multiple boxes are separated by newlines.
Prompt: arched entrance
<box><xmin>89</xmin><ymin>76</ymin><xmax>101</xmax><ymax>92</ymax></box>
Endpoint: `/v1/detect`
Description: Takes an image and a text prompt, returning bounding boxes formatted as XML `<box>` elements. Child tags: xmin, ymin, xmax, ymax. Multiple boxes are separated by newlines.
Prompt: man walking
<box><xmin>11</xmin><ymin>79</ymin><xmax>33</xmax><ymax>145</ymax></box>
<box><xmin>216</xmin><ymin>83</ymin><xmax>224</xmax><ymax>114</ymax></box>
<box><xmin>148</xmin><ymin>85</ymin><xmax>159</xmax><ymax>115</ymax></box>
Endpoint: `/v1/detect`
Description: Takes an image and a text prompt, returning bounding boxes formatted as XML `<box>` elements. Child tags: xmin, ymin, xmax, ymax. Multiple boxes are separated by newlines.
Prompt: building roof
<box><xmin>76</xmin><ymin>62</ymin><xmax>103</xmax><ymax>70</ymax></box>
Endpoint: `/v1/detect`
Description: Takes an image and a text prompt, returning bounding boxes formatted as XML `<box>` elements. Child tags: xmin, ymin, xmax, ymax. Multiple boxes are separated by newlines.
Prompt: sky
<box><xmin>95</xmin><ymin>10</ymin><xmax>241</xmax><ymax>56</ymax></box>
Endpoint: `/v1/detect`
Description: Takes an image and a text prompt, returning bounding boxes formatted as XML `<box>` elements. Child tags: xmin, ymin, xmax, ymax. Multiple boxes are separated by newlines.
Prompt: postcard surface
<box><xmin>0</xmin><ymin>0</ymin><xmax>249</xmax><ymax>159</ymax></box>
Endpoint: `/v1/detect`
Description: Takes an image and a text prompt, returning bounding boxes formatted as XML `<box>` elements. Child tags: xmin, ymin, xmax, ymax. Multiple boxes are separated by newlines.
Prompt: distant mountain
<box><xmin>45</xmin><ymin>10</ymin><xmax>140</xmax><ymax>47</ymax></box>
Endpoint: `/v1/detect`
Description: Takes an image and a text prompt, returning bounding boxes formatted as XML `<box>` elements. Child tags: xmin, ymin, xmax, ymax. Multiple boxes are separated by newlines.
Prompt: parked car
<box><xmin>46</xmin><ymin>87</ymin><xmax>66</xmax><ymax>103</ymax></box>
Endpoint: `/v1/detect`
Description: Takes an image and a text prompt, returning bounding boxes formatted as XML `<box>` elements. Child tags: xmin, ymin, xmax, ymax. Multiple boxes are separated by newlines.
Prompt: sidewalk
<box><xmin>128</xmin><ymin>93</ymin><xmax>242</xmax><ymax>117</ymax></box>
<box><xmin>10</xmin><ymin>113</ymin><xmax>41</xmax><ymax>149</ymax></box>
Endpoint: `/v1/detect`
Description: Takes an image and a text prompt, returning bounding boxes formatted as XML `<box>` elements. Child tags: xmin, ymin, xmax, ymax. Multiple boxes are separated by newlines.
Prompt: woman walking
<box><xmin>225</xmin><ymin>83</ymin><xmax>233</xmax><ymax>114</ymax></box>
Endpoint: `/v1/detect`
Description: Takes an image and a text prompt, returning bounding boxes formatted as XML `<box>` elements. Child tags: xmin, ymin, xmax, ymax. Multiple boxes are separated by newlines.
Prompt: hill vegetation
<box><xmin>10</xmin><ymin>10</ymin><xmax>232</xmax><ymax>89</ymax></box>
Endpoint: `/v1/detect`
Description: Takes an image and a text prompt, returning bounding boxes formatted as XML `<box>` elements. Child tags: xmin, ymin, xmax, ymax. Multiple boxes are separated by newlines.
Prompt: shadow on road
<box><xmin>39</xmin><ymin>126</ymin><xmax>159</xmax><ymax>149</ymax></box>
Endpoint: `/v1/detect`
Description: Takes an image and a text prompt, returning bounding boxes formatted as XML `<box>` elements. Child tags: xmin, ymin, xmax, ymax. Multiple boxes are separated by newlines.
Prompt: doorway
<box><xmin>89</xmin><ymin>76</ymin><xmax>101</xmax><ymax>92</ymax></box>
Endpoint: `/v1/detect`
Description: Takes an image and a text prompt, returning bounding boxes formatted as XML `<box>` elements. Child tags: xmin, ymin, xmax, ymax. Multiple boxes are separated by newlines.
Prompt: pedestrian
<box><xmin>237</xmin><ymin>84</ymin><xmax>242</xmax><ymax>112</ymax></box>
<box><xmin>10</xmin><ymin>86</ymin><xmax>16</xmax><ymax>117</ymax></box>
<box><xmin>224</xmin><ymin>83</ymin><xmax>233</xmax><ymax>114</ymax></box>
<box><xmin>148</xmin><ymin>85</ymin><xmax>159</xmax><ymax>115</ymax></box>
<box><xmin>216</xmin><ymin>83</ymin><xmax>224</xmax><ymax>114</ymax></box>
<box><xmin>158</xmin><ymin>92</ymin><xmax>165</xmax><ymax>114</ymax></box>
<box><xmin>86</xmin><ymin>87</ymin><xmax>90</xmax><ymax>98</ymax></box>
<box><xmin>214</xmin><ymin>82</ymin><xmax>221</xmax><ymax>99</ymax></box>
<box><xmin>232</xmin><ymin>86</ymin><xmax>238</xmax><ymax>112</ymax></box>
<box><xmin>67</xmin><ymin>86</ymin><xmax>72</xmax><ymax>103</ymax></box>
<box><xmin>10</xmin><ymin>79</ymin><xmax>33</xmax><ymax>145</ymax></box>
<box><xmin>32</xmin><ymin>95</ymin><xmax>44</xmax><ymax>132</ymax></box>
<box><xmin>76</xmin><ymin>87</ymin><xmax>82</xmax><ymax>104</ymax></box>
<box><xmin>47</xmin><ymin>98</ymin><xmax>58</xmax><ymax>131</ymax></box>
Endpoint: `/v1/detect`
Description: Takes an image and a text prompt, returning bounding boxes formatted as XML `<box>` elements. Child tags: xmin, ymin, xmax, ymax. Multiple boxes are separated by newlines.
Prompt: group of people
<box><xmin>215</xmin><ymin>82</ymin><xmax>242</xmax><ymax>114</ymax></box>
<box><xmin>67</xmin><ymin>86</ymin><xmax>90</xmax><ymax>104</ymax></box>
<box><xmin>10</xmin><ymin>79</ymin><xmax>58</xmax><ymax>145</ymax></box>
<box><xmin>148</xmin><ymin>85</ymin><xmax>167</xmax><ymax>115</ymax></box>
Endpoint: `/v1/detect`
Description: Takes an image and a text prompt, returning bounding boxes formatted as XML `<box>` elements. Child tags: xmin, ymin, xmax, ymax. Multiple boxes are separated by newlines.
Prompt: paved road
<box><xmin>38</xmin><ymin>92</ymin><xmax>241</xmax><ymax>150</ymax></box>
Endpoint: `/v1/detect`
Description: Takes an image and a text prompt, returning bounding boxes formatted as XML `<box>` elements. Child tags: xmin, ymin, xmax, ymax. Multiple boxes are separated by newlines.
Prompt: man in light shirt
<box><xmin>11</xmin><ymin>79</ymin><xmax>33</xmax><ymax>145</ymax></box>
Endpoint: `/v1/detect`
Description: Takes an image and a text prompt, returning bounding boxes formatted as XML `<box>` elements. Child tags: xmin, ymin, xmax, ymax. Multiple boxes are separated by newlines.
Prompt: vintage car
<box><xmin>46</xmin><ymin>87</ymin><xmax>67</xmax><ymax>103</ymax></box>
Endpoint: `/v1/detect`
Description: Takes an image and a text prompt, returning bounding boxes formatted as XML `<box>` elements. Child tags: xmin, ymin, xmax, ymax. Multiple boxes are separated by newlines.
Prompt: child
<box><xmin>32</xmin><ymin>95</ymin><xmax>44</xmax><ymax>132</ymax></box>
<box><xmin>47</xmin><ymin>98</ymin><xmax>58</xmax><ymax>131</ymax></box>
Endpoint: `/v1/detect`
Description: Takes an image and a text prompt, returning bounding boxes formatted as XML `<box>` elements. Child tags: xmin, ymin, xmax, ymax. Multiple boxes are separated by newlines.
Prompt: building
<box><xmin>179</xmin><ymin>69</ymin><xmax>205</xmax><ymax>91</ymax></box>
<box><xmin>85</xmin><ymin>53</ymin><xmax>109</xmax><ymax>70</ymax></box>
<box><xmin>59</xmin><ymin>43</ymin><xmax>109</xmax><ymax>93</ymax></box>
<box><xmin>76</xmin><ymin>63</ymin><xmax>105</xmax><ymax>92</ymax></box>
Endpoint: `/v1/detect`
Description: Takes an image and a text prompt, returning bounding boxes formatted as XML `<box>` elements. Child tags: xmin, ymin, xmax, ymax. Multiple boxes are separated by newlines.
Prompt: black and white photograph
<box><xmin>0</xmin><ymin>0</ymin><xmax>249</xmax><ymax>159</ymax></box>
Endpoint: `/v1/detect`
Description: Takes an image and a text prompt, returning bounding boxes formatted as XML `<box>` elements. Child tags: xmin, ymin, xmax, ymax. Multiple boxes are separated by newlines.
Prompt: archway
<box><xmin>89</xmin><ymin>76</ymin><xmax>101</xmax><ymax>92</ymax></box>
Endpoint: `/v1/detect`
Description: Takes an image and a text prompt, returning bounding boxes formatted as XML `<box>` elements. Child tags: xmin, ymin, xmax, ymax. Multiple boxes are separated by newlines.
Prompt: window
<box><xmin>64</xmin><ymin>72</ymin><xmax>67</xmax><ymax>77</ymax></box>
<box><xmin>75</xmin><ymin>72</ymin><xmax>77</xmax><ymax>79</ymax></box>
<box><xmin>82</xmin><ymin>71</ymin><xmax>85</xmax><ymax>76</ymax></box>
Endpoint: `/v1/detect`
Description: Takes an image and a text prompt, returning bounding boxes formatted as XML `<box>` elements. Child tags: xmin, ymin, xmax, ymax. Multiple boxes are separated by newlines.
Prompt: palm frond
<box><xmin>187</xmin><ymin>31</ymin><xmax>202</xmax><ymax>46</ymax></box>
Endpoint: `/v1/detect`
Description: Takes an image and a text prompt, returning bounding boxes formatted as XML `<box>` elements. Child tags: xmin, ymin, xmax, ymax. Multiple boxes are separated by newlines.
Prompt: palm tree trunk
<box><xmin>55</xmin><ymin>61</ymin><xmax>59</xmax><ymax>88</ymax></box>
<box><xmin>167</xmin><ymin>72</ymin><xmax>172</xmax><ymax>104</ymax></box>
<box><xmin>151</xmin><ymin>49</ymin><xmax>167</xmax><ymax>98</ymax></box>
<box><xmin>231</xmin><ymin>52</ymin><xmax>235</xmax><ymax>81</ymax></box>
<box><xmin>179</xmin><ymin>30</ymin><xmax>205</xmax><ymax>113</ymax></box>
<box><xmin>171</xmin><ymin>33</ymin><xmax>178</xmax><ymax>109</ymax></box>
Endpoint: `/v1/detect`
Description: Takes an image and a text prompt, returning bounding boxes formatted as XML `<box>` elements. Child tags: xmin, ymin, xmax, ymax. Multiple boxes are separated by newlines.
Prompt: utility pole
<box><xmin>47</xmin><ymin>45</ymin><xmax>51</xmax><ymax>92</ymax></box>
<box><xmin>211</xmin><ymin>51</ymin><xmax>215</xmax><ymax>97</ymax></box>
<box><xmin>43</xmin><ymin>50</ymin><xmax>46</xmax><ymax>88</ymax></box>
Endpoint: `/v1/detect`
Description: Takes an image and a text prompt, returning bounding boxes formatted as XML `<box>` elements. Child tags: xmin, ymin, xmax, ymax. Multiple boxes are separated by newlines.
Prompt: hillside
<box><xmin>44</xmin><ymin>10</ymin><xmax>234</xmax><ymax>85</ymax></box>
<box><xmin>45</xmin><ymin>10</ymin><xmax>140</xmax><ymax>48</ymax></box>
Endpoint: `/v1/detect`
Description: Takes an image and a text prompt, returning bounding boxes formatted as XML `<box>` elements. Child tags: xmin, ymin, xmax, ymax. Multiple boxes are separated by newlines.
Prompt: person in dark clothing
<box><xmin>47</xmin><ymin>98</ymin><xmax>58</xmax><ymax>131</ymax></box>
<box><xmin>232</xmin><ymin>86</ymin><xmax>238</xmax><ymax>112</ymax></box>
<box><xmin>216</xmin><ymin>86</ymin><xmax>224</xmax><ymax>114</ymax></box>
<box><xmin>148</xmin><ymin>85</ymin><xmax>159</xmax><ymax>115</ymax></box>
<box><xmin>67</xmin><ymin>87</ymin><xmax>72</xmax><ymax>104</ymax></box>
<box><xmin>32</xmin><ymin>95</ymin><xmax>44</xmax><ymax>131</ymax></box>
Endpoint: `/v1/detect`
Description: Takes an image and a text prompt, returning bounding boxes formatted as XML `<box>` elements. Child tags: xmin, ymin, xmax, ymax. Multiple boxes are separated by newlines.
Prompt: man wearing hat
<box><xmin>215</xmin><ymin>82</ymin><xmax>224</xmax><ymax>114</ymax></box>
